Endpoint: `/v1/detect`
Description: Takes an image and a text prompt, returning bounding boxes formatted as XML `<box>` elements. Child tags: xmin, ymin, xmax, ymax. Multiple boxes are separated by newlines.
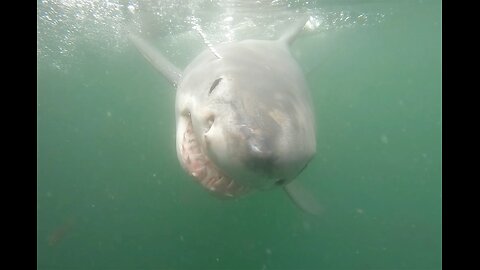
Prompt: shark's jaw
<box><xmin>177</xmin><ymin>113</ymin><xmax>250</xmax><ymax>198</ymax></box>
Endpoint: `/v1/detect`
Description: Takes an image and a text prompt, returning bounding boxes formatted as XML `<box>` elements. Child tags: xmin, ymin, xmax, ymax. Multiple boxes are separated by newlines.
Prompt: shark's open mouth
<box><xmin>178</xmin><ymin>114</ymin><xmax>250</xmax><ymax>198</ymax></box>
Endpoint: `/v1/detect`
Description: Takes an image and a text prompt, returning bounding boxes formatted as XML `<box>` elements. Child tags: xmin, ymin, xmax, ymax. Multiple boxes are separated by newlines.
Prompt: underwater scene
<box><xmin>37</xmin><ymin>0</ymin><xmax>441</xmax><ymax>269</ymax></box>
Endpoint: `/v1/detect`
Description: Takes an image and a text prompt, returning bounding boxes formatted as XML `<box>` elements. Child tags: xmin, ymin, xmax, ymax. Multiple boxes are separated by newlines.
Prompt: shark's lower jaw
<box><xmin>178</xmin><ymin>114</ymin><xmax>250</xmax><ymax>198</ymax></box>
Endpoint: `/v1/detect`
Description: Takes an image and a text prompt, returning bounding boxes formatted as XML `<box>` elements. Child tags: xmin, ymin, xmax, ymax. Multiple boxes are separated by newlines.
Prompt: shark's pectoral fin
<box><xmin>128</xmin><ymin>32</ymin><xmax>182</xmax><ymax>87</ymax></box>
<box><xmin>284</xmin><ymin>180</ymin><xmax>322</xmax><ymax>215</ymax></box>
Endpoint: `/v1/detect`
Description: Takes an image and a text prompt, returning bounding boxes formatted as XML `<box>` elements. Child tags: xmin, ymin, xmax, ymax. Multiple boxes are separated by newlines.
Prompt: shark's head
<box><xmin>175</xmin><ymin>41</ymin><xmax>316</xmax><ymax>198</ymax></box>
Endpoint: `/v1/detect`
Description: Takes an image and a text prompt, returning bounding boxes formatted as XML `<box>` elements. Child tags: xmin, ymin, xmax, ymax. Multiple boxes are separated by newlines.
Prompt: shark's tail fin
<box><xmin>278</xmin><ymin>15</ymin><xmax>309</xmax><ymax>46</ymax></box>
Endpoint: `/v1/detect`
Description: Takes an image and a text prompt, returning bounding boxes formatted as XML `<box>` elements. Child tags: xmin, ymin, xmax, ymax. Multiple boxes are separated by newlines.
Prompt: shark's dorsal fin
<box><xmin>278</xmin><ymin>15</ymin><xmax>309</xmax><ymax>46</ymax></box>
<box><xmin>128</xmin><ymin>32</ymin><xmax>182</xmax><ymax>87</ymax></box>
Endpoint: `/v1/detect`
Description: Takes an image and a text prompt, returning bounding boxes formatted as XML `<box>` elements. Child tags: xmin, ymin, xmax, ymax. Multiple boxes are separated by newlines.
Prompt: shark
<box><xmin>129</xmin><ymin>16</ymin><xmax>320</xmax><ymax>214</ymax></box>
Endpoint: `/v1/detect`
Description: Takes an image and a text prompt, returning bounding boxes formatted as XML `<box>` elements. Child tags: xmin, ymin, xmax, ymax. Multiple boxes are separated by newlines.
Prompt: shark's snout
<box><xmin>244</xmin><ymin>136</ymin><xmax>277</xmax><ymax>176</ymax></box>
<box><xmin>247</xmin><ymin>137</ymin><xmax>273</xmax><ymax>161</ymax></box>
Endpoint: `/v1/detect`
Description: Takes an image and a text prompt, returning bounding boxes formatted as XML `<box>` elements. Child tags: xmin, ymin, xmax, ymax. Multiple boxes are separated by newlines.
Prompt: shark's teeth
<box><xmin>179</xmin><ymin>115</ymin><xmax>250</xmax><ymax>198</ymax></box>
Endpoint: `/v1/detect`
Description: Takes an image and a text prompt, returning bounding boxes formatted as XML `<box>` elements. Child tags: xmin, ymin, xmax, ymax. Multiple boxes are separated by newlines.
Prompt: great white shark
<box><xmin>129</xmin><ymin>16</ymin><xmax>321</xmax><ymax>214</ymax></box>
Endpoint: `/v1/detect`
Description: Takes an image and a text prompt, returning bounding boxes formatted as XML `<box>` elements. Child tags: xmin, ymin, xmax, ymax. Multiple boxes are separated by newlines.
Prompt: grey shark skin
<box><xmin>129</xmin><ymin>17</ymin><xmax>320</xmax><ymax>214</ymax></box>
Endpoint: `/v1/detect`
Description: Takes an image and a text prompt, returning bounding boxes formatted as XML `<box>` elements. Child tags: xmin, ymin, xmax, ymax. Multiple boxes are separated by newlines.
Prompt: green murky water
<box><xmin>37</xmin><ymin>1</ymin><xmax>441</xmax><ymax>269</ymax></box>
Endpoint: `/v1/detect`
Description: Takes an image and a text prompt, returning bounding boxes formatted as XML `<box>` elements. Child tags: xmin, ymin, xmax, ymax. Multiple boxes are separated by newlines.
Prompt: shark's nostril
<box><xmin>205</xmin><ymin>115</ymin><xmax>215</xmax><ymax>133</ymax></box>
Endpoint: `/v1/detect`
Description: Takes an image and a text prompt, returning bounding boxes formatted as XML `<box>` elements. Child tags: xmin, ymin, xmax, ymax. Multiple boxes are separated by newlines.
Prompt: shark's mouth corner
<box><xmin>178</xmin><ymin>113</ymin><xmax>250</xmax><ymax>198</ymax></box>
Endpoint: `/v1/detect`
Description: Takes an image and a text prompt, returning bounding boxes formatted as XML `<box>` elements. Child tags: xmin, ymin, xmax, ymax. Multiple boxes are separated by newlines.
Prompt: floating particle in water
<box><xmin>305</xmin><ymin>16</ymin><xmax>321</xmax><ymax>31</ymax></box>
<box><xmin>127</xmin><ymin>4</ymin><xmax>135</xmax><ymax>14</ymax></box>
<box><xmin>265</xmin><ymin>248</ymin><xmax>272</xmax><ymax>255</ymax></box>
<box><xmin>380</xmin><ymin>134</ymin><xmax>389</xmax><ymax>144</ymax></box>
<box><xmin>303</xmin><ymin>220</ymin><xmax>311</xmax><ymax>231</ymax></box>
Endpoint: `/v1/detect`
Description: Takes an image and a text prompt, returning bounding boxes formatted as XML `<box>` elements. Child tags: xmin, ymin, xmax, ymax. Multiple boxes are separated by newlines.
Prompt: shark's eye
<box><xmin>209</xmin><ymin>78</ymin><xmax>222</xmax><ymax>95</ymax></box>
